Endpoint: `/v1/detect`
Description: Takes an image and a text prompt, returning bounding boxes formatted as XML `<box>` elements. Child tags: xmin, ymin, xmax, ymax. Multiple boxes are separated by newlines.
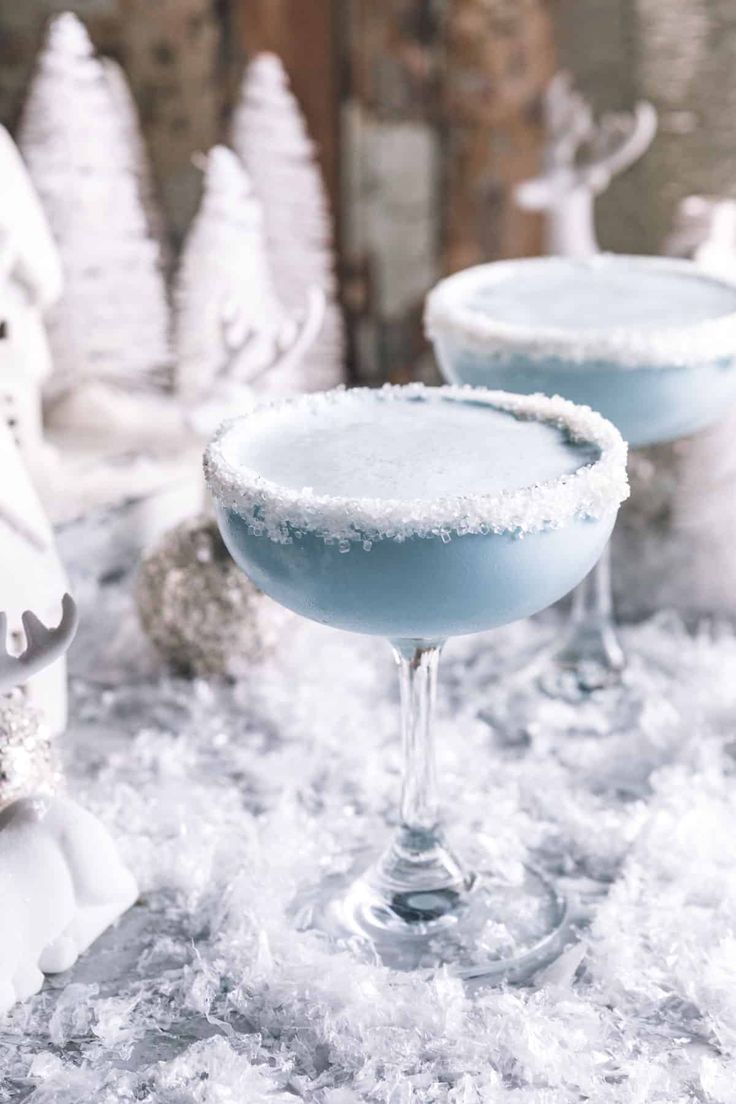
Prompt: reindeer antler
<box><xmin>220</xmin><ymin>285</ymin><xmax>326</xmax><ymax>388</ymax></box>
<box><xmin>0</xmin><ymin>593</ymin><xmax>78</xmax><ymax>696</ymax></box>
<box><xmin>545</xmin><ymin>71</ymin><xmax>595</xmax><ymax>167</ymax></box>
<box><xmin>582</xmin><ymin>101</ymin><xmax>658</xmax><ymax>190</ymax></box>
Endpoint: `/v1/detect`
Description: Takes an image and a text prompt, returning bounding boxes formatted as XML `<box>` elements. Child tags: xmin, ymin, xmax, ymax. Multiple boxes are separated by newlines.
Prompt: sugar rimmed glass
<box><xmin>204</xmin><ymin>384</ymin><xmax>629</xmax><ymax>980</ymax></box>
<box><xmin>427</xmin><ymin>255</ymin><xmax>736</xmax><ymax>698</ymax></box>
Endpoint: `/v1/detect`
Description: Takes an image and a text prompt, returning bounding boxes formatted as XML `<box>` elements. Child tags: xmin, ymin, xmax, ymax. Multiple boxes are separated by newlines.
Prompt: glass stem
<box><xmin>395</xmin><ymin>640</ymin><xmax>442</xmax><ymax>835</ymax></box>
<box><xmin>565</xmin><ymin>544</ymin><xmax>625</xmax><ymax>676</ymax></box>
<box><xmin>369</xmin><ymin>640</ymin><xmax>469</xmax><ymax>924</ymax></box>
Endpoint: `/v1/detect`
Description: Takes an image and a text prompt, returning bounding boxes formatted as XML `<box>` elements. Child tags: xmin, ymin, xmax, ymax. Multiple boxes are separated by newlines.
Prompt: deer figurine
<box><xmin>0</xmin><ymin>594</ymin><xmax>138</xmax><ymax>1015</ymax></box>
<box><xmin>187</xmin><ymin>286</ymin><xmax>327</xmax><ymax>439</ymax></box>
<box><xmin>0</xmin><ymin>416</ymin><xmax>70</xmax><ymax>735</ymax></box>
<box><xmin>515</xmin><ymin>72</ymin><xmax>657</xmax><ymax>258</ymax></box>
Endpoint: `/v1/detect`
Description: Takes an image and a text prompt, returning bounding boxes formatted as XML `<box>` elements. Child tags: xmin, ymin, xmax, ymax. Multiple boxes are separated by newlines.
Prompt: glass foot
<box><xmin>537</xmin><ymin>647</ymin><xmax>626</xmax><ymax>702</ymax></box>
<box><xmin>298</xmin><ymin>846</ymin><xmax>572</xmax><ymax>982</ymax></box>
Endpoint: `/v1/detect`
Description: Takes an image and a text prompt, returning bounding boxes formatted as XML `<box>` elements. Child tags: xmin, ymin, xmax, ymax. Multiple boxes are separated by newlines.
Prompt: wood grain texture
<box><xmin>234</xmin><ymin>0</ymin><xmax>340</xmax><ymax>214</ymax></box>
<box><xmin>0</xmin><ymin>0</ymin><xmax>234</xmax><ymax>247</ymax></box>
<box><xmin>443</xmin><ymin>0</ymin><xmax>556</xmax><ymax>272</ymax></box>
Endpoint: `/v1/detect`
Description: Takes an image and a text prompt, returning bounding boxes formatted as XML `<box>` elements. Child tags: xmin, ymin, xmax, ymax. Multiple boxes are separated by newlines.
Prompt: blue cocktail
<box><xmin>427</xmin><ymin>255</ymin><xmax>736</xmax><ymax>694</ymax></box>
<box><xmin>205</xmin><ymin>384</ymin><xmax>628</xmax><ymax>978</ymax></box>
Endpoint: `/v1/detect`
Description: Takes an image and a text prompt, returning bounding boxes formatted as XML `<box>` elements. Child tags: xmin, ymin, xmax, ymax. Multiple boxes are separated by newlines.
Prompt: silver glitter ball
<box><xmin>136</xmin><ymin>514</ymin><xmax>290</xmax><ymax>678</ymax></box>
<box><xmin>0</xmin><ymin>691</ymin><xmax>62</xmax><ymax>808</ymax></box>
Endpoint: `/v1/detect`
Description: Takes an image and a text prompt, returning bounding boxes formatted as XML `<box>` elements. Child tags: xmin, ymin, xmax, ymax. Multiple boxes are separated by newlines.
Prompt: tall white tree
<box><xmin>230</xmin><ymin>52</ymin><xmax>344</xmax><ymax>391</ymax></box>
<box><xmin>102</xmin><ymin>57</ymin><xmax>166</xmax><ymax>254</ymax></box>
<box><xmin>17</xmin><ymin>12</ymin><xmax>170</xmax><ymax>404</ymax></box>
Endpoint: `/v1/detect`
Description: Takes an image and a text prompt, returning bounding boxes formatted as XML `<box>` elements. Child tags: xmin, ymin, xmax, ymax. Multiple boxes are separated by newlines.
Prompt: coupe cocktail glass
<box><xmin>204</xmin><ymin>384</ymin><xmax>628</xmax><ymax>979</ymax></box>
<box><xmin>427</xmin><ymin>255</ymin><xmax>736</xmax><ymax>697</ymax></box>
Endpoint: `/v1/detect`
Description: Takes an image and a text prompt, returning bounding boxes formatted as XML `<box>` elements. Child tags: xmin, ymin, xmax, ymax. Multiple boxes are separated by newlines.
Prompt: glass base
<box><xmin>537</xmin><ymin>650</ymin><xmax>626</xmax><ymax>703</ymax></box>
<box><xmin>519</xmin><ymin>629</ymin><xmax>627</xmax><ymax>705</ymax></box>
<box><xmin>297</xmin><ymin>843</ymin><xmax>572</xmax><ymax>982</ymax></box>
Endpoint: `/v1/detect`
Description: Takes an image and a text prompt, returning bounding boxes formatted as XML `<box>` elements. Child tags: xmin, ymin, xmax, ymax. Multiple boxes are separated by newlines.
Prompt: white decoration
<box><xmin>0</xmin><ymin>794</ymin><xmax>137</xmax><ymax>1014</ymax></box>
<box><xmin>101</xmin><ymin>57</ymin><xmax>165</xmax><ymax>253</ymax></box>
<box><xmin>514</xmin><ymin>72</ymin><xmax>657</xmax><ymax>258</ymax></box>
<box><xmin>174</xmin><ymin>146</ymin><xmax>288</xmax><ymax>408</ymax></box>
<box><xmin>185</xmin><ymin>287</ymin><xmax>327</xmax><ymax>441</ymax></box>
<box><xmin>0</xmin><ymin>593</ymin><xmax>77</xmax><ymax>696</ymax></box>
<box><xmin>0</xmin><ymin>125</ymin><xmax>62</xmax><ymax>311</ymax></box>
<box><xmin>17</xmin><ymin>12</ymin><xmax>171</xmax><ymax>403</ymax></box>
<box><xmin>664</xmin><ymin>195</ymin><xmax>736</xmax><ymax>283</ymax></box>
<box><xmin>231</xmin><ymin>53</ymin><xmax>344</xmax><ymax>390</ymax></box>
<box><xmin>0</xmin><ymin>124</ymin><xmax>62</xmax><ymax>473</ymax></box>
<box><xmin>0</xmin><ymin>425</ymin><xmax>69</xmax><ymax>735</ymax></box>
<box><xmin>616</xmin><ymin>194</ymin><xmax>736</xmax><ymax>620</ymax></box>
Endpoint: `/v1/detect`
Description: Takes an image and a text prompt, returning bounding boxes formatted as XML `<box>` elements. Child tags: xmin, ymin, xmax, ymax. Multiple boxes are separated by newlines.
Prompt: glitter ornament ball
<box><xmin>136</xmin><ymin>514</ymin><xmax>289</xmax><ymax>678</ymax></box>
<box><xmin>0</xmin><ymin>691</ymin><xmax>62</xmax><ymax>807</ymax></box>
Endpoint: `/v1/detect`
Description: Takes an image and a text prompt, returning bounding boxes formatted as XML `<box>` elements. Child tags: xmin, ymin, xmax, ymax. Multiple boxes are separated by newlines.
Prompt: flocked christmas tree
<box><xmin>102</xmin><ymin>56</ymin><xmax>166</xmax><ymax>254</ymax></box>
<box><xmin>230</xmin><ymin>53</ymin><xmax>344</xmax><ymax>391</ymax></box>
<box><xmin>175</xmin><ymin>145</ymin><xmax>288</xmax><ymax>408</ymax></box>
<box><xmin>175</xmin><ymin>145</ymin><xmax>327</xmax><ymax>430</ymax></box>
<box><xmin>18</xmin><ymin>12</ymin><xmax>170</xmax><ymax>404</ymax></box>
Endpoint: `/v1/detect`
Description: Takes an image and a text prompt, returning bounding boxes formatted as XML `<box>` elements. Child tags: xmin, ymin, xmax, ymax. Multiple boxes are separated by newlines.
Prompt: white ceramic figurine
<box><xmin>0</xmin><ymin>595</ymin><xmax>138</xmax><ymax>1015</ymax></box>
<box><xmin>515</xmin><ymin>72</ymin><xmax>657</xmax><ymax>258</ymax></box>
<box><xmin>0</xmin><ymin>124</ymin><xmax>62</xmax><ymax>472</ymax></box>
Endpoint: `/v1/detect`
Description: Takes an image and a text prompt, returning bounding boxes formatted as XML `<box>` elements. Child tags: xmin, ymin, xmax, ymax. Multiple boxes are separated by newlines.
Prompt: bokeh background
<box><xmin>3</xmin><ymin>0</ymin><xmax>735</xmax><ymax>386</ymax></box>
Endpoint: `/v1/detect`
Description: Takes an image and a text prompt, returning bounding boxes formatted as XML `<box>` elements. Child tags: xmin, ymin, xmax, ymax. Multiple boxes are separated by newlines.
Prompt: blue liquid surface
<box><xmin>432</xmin><ymin>259</ymin><xmax>736</xmax><ymax>448</ymax></box>
<box><xmin>230</xmin><ymin>395</ymin><xmax>599</xmax><ymax>500</ymax></box>
<box><xmin>214</xmin><ymin>392</ymin><xmax>615</xmax><ymax>641</ymax></box>
<box><xmin>467</xmin><ymin>261</ymin><xmax>736</xmax><ymax>330</ymax></box>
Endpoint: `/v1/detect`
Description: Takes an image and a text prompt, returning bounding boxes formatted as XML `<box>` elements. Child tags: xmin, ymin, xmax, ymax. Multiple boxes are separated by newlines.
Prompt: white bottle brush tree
<box><xmin>231</xmin><ymin>52</ymin><xmax>344</xmax><ymax>391</ymax></box>
<box><xmin>17</xmin><ymin>12</ymin><xmax>170</xmax><ymax>409</ymax></box>
<box><xmin>175</xmin><ymin>145</ymin><xmax>325</xmax><ymax>423</ymax></box>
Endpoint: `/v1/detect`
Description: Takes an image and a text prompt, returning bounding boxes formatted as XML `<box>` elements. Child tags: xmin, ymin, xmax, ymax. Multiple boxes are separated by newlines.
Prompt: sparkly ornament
<box><xmin>136</xmin><ymin>515</ymin><xmax>289</xmax><ymax>678</ymax></box>
<box><xmin>0</xmin><ymin>691</ymin><xmax>62</xmax><ymax>808</ymax></box>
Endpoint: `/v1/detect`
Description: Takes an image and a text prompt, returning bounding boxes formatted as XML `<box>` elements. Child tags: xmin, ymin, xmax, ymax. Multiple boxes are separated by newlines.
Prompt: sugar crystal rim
<box><xmin>203</xmin><ymin>383</ymin><xmax>629</xmax><ymax>544</ymax></box>
<box><xmin>424</xmin><ymin>255</ymin><xmax>736</xmax><ymax>371</ymax></box>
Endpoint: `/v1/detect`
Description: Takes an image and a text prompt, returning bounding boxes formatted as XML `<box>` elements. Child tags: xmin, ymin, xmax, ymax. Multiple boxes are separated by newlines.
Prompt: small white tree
<box><xmin>17</xmin><ymin>12</ymin><xmax>170</xmax><ymax>404</ymax></box>
<box><xmin>174</xmin><ymin>146</ymin><xmax>327</xmax><ymax>435</ymax></box>
<box><xmin>230</xmin><ymin>52</ymin><xmax>344</xmax><ymax>391</ymax></box>
<box><xmin>175</xmin><ymin>145</ymin><xmax>287</xmax><ymax>407</ymax></box>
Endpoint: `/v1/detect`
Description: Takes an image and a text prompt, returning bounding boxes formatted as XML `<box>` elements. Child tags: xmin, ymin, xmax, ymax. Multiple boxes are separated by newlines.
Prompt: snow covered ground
<box><xmin>3</xmin><ymin>522</ymin><xmax>736</xmax><ymax>1103</ymax></box>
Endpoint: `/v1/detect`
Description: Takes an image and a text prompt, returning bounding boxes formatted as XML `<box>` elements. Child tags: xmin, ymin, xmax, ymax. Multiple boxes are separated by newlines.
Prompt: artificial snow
<box><xmin>2</xmin><ymin>513</ymin><xmax>736</xmax><ymax>1101</ymax></box>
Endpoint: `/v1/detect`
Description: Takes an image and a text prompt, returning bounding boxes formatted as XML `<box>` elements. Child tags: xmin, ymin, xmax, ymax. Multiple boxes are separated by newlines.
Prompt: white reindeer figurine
<box><xmin>515</xmin><ymin>72</ymin><xmax>657</xmax><ymax>257</ymax></box>
<box><xmin>0</xmin><ymin>594</ymin><xmax>138</xmax><ymax>1015</ymax></box>
<box><xmin>187</xmin><ymin>286</ymin><xmax>327</xmax><ymax>438</ymax></box>
<box><xmin>0</xmin><ymin>415</ymin><xmax>70</xmax><ymax>735</ymax></box>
